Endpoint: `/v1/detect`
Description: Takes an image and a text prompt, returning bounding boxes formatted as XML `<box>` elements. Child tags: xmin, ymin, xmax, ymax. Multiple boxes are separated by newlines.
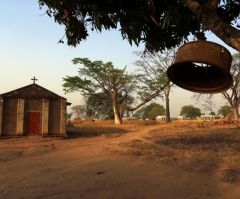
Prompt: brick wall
<box><xmin>48</xmin><ymin>99</ymin><xmax>61</xmax><ymax>135</ymax></box>
<box><xmin>2</xmin><ymin>98</ymin><xmax>18</xmax><ymax>135</ymax></box>
<box><xmin>59</xmin><ymin>99</ymin><xmax>66</xmax><ymax>135</ymax></box>
<box><xmin>0</xmin><ymin>97</ymin><xmax>3</xmax><ymax>135</ymax></box>
<box><xmin>16</xmin><ymin>99</ymin><xmax>25</xmax><ymax>135</ymax></box>
<box><xmin>42</xmin><ymin>99</ymin><xmax>49</xmax><ymax>135</ymax></box>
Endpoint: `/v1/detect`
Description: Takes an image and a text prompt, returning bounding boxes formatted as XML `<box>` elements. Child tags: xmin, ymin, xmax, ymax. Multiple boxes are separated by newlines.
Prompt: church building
<box><xmin>0</xmin><ymin>79</ymin><xmax>70</xmax><ymax>136</ymax></box>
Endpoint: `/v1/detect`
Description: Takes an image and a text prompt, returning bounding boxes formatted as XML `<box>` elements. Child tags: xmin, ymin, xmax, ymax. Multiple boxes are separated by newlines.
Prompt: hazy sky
<box><xmin>0</xmin><ymin>1</ymin><xmax>238</xmax><ymax>116</ymax></box>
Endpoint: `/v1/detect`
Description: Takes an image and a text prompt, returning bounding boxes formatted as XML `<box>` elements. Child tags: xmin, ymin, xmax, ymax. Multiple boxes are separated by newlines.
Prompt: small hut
<box><xmin>0</xmin><ymin>81</ymin><xmax>70</xmax><ymax>136</ymax></box>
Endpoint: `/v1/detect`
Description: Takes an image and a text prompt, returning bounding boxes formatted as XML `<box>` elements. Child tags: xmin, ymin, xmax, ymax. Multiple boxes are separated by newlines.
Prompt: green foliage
<box><xmin>134</xmin><ymin>103</ymin><xmax>165</xmax><ymax>119</ymax></box>
<box><xmin>222</xmin><ymin>53</ymin><xmax>240</xmax><ymax>120</ymax></box>
<box><xmin>66</xmin><ymin>113</ymin><xmax>73</xmax><ymax>120</ymax></box>
<box><xmin>133</xmin><ymin>107</ymin><xmax>145</xmax><ymax>119</ymax></box>
<box><xmin>63</xmin><ymin>58</ymin><xmax>136</xmax><ymax>123</ymax></box>
<box><xmin>86</xmin><ymin>92</ymin><xmax>135</xmax><ymax>119</ymax></box>
<box><xmin>38</xmin><ymin>1</ymin><xmax>240</xmax><ymax>51</ymax></box>
<box><xmin>218</xmin><ymin>105</ymin><xmax>232</xmax><ymax>117</ymax></box>
<box><xmin>63</xmin><ymin>58</ymin><xmax>134</xmax><ymax>95</ymax></box>
<box><xmin>71</xmin><ymin>105</ymin><xmax>86</xmax><ymax>119</ymax></box>
<box><xmin>85</xmin><ymin>93</ymin><xmax>114</xmax><ymax>119</ymax></box>
<box><xmin>180</xmin><ymin>105</ymin><xmax>201</xmax><ymax>119</ymax></box>
<box><xmin>134</xmin><ymin>50</ymin><xmax>170</xmax><ymax>99</ymax></box>
<box><xmin>209</xmin><ymin>111</ymin><xmax>216</xmax><ymax>116</ymax></box>
<box><xmin>134</xmin><ymin>49</ymin><xmax>175</xmax><ymax>122</ymax></box>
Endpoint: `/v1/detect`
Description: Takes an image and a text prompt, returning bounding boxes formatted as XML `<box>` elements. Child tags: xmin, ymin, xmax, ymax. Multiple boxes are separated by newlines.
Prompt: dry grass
<box><xmin>67</xmin><ymin>119</ymin><xmax>160</xmax><ymax>138</ymax></box>
<box><xmin>66</xmin><ymin>119</ymin><xmax>240</xmax><ymax>183</ymax></box>
<box><xmin>108</xmin><ymin>120</ymin><xmax>240</xmax><ymax>184</ymax></box>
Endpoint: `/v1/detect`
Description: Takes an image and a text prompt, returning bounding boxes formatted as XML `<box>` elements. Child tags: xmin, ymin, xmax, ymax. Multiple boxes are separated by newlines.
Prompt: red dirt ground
<box><xmin>0</xmin><ymin>121</ymin><xmax>240</xmax><ymax>199</ymax></box>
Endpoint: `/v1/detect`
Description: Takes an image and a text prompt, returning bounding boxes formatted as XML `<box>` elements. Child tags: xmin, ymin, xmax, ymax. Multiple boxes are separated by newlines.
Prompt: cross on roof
<box><xmin>31</xmin><ymin>76</ymin><xmax>38</xmax><ymax>84</ymax></box>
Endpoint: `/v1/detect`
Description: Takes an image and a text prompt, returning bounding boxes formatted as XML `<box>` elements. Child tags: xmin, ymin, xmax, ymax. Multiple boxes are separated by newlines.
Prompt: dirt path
<box><xmin>0</xmin><ymin>126</ymin><xmax>240</xmax><ymax>199</ymax></box>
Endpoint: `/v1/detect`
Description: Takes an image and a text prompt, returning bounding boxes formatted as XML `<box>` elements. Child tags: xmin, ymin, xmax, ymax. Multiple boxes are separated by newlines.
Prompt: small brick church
<box><xmin>0</xmin><ymin>78</ymin><xmax>70</xmax><ymax>136</ymax></box>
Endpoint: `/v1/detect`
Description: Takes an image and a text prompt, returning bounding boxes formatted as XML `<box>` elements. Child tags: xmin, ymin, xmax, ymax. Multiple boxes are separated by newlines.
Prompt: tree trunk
<box><xmin>222</xmin><ymin>92</ymin><xmax>239</xmax><ymax>121</ymax></box>
<box><xmin>111</xmin><ymin>91</ymin><xmax>122</xmax><ymax>125</ymax></box>
<box><xmin>232</xmin><ymin>106</ymin><xmax>239</xmax><ymax>121</ymax></box>
<box><xmin>164</xmin><ymin>89</ymin><xmax>171</xmax><ymax>122</ymax></box>
<box><xmin>181</xmin><ymin>0</ymin><xmax>240</xmax><ymax>52</ymax></box>
<box><xmin>164</xmin><ymin>84</ymin><xmax>171</xmax><ymax>123</ymax></box>
<box><xmin>165</xmin><ymin>96</ymin><xmax>170</xmax><ymax>123</ymax></box>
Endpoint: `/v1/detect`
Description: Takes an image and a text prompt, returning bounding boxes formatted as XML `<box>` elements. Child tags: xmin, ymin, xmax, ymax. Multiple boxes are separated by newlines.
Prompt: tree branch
<box><xmin>129</xmin><ymin>88</ymin><xmax>164</xmax><ymax>111</ymax></box>
<box><xmin>181</xmin><ymin>0</ymin><xmax>240</xmax><ymax>51</ymax></box>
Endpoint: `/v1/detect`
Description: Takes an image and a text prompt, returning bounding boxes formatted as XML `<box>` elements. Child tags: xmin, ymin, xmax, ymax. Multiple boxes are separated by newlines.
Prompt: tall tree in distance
<box><xmin>134</xmin><ymin>49</ymin><xmax>175</xmax><ymax>122</ymax></box>
<box><xmin>218</xmin><ymin>105</ymin><xmax>232</xmax><ymax>117</ymax></box>
<box><xmin>85</xmin><ymin>92</ymin><xmax>134</xmax><ymax>119</ymax></box>
<box><xmin>180</xmin><ymin>105</ymin><xmax>201</xmax><ymax>119</ymax></box>
<box><xmin>193</xmin><ymin>94</ymin><xmax>216</xmax><ymax>115</ymax></box>
<box><xmin>63</xmin><ymin>57</ymin><xmax>169</xmax><ymax>124</ymax></box>
<box><xmin>222</xmin><ymin>53</ymin><xmax>240</xmax><ymax>120</ymax></box>
<box><xmin>202</xmin><ymin>97</ymin><xmax>216</xmax><ymax>115</ymax></box>
<box><xmin>193</xmin><ymin>53</ymin><xmax>240</xmax><ymax>120</ymax></box>
<box><xmin>63</xmin><ymin>58</ymin><xmax>136</xmax><ymax>125</ymax></box>
<box><xmin>85</xmin><ymin>93</ymin><xmax>113</xmax><ymax>119</ymax></box>
<box><xmin>135</xmin><ymin>103</ymin><xmax>166</xmax><ymax>119</ymax></box>
<box><xmin>71</xmin><ymin>105</ymin><xmax>86</xmax><ymax>119</ymax></box>
<box><xmin>39</xmin><ymin>1</ymin><xmax>240</xmax><ymax>51</ymax></box>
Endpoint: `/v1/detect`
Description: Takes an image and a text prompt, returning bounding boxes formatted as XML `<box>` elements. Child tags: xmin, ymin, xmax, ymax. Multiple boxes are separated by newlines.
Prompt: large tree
<box><xmin>85</xmin><ymin>92</ymin><xmax>134</xmax><ymax>119</ymax></box>
<box><xmin>134</xmin><ymin>49</ymin><xmax>175</xmax><ymax>122</ymax></box>
<box><xmin>63</xmin><ymin>58</ymin><xmax>136</xmax><ymax>125</ymax></box>
<box><xmin>218</xmin><ymin>105</ymin><xmax>232</xmax><ymax>117</ymax></box>
<box><xmin>143</xmin><ymin>103</ymin><xmax>166</xmax><ymax>119</ymax></box>
<box><xmin>64</xmin><ymin>57</ymin><xmax>167</xmax><ymax>124</ymax></box>
<box><xmin>193</xmin><ymin>94</ymin><xmax>216</xmax><ymax>115</ymax></box>
<box><xmin>85</xmin><ymin>93</ymin><xmax>113</xmax><ymax>119</ymax></box>
<box><xmin>222</xmin><ymin>53</ymin><xmax>240</xmax><ymax>120</ymax></box>
<box><xmin>38</xmin><ymin>1</ymin><xmax>240</xmax><ymax>51</ymax></box>
<box><xmin>193</xmin><ymin>53</ymin><xmax>240</xmax><ymax>120</ymax></box>
<box><xmin>180</xmin><ymin>105</ymin><xmax>201</xmax><ymax>119</ymax></box>
<box><xmin>71</xmin><ymin>105</ymin><xmax>86</xmax><ymax>119</ymax></box>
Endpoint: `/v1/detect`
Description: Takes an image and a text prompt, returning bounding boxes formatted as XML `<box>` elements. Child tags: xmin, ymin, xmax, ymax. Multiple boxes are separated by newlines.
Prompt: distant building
<box><xmin>177</xmin><ymin>116</ymin><xmax>185</xmax><ymax>120</ymax></box>
<box><xmin>156</xmin><ymin>115</ymin><xmax>166</xmax><ymax>121</ymax></box>
<box><xmin>200</xmin><ymin>114</ymin><xmax>221</xmax><ymax>120</ymax></box>
<box><xmin>156</xmin><ymin>115</ymin><xmax>178</xmax><ymax>121</ymax></box>
<box><xmin>0</xmin><ymin>83</ymin><xmax>70</xmax><ymax>136</ymax></box>
<box><xmin>177</xmin><ymin>116</ymin><xmax>195</xmax><ymax>120</ymax></box>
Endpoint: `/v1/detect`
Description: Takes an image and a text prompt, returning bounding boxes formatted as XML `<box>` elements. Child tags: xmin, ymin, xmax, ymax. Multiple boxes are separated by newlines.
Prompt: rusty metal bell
<box><xmin>167</xmin><ymin>41</ymin><xmax>233</xmax><ymax>93</ymax></box>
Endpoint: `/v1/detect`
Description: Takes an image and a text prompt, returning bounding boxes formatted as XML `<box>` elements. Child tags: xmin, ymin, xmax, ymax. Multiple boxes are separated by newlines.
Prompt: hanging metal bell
<box><xmin>167</xmin><ymin>41</ymin><xmax>233</xmax><ymax>93</ymax></box>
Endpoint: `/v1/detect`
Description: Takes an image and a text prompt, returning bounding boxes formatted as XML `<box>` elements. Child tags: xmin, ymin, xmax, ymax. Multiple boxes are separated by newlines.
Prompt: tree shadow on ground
<box><xmin>116</xmin><ymin>126</ymin><xmax>240</xmax><ymax>184</ymax></box>
<box><xmin>66</xmin><ymin>126</ymin><xmax>128</xmax><ymax>139</ymax></box>
<box><xmin>155</xmin><ymin>127</ymin><xmax>240</xmax><ymax>150</ymax></box>
<box><xmin>151</xmin><ymin>127</ymin><xmax>240</xmax><ymax>183</ymax></box>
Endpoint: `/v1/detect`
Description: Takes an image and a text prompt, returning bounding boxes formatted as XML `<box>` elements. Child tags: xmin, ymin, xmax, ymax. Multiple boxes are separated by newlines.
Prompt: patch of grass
<box><xmin>221</xmin><ymin>169</ymin><xmax>240</xmax><ymax>184</ymax></box>
<box><xmin>155</xmin><ymin>130</ymin><xmax>240</xmax><ymax>150</ymax></box>
<box><xmin>67</xmin><ymin>119</ymin><xmax>160</xmax><ymax>138</ymax></box>
<box><xmin>67</xmin><ymin>120</ymin><xmax>240</xmax><ymax>183</ymax></box>
<box><xmin>66</xmin><ymin>125</ymin><xmax>128</xmax><ymax>138</ymax></box>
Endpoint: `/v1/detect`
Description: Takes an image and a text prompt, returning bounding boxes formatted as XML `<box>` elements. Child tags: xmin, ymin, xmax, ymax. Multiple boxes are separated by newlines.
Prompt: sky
<box><xmin>0</xmin><ymin>1</ymin><xmax>238</xmax><ymax>117</ymax></box>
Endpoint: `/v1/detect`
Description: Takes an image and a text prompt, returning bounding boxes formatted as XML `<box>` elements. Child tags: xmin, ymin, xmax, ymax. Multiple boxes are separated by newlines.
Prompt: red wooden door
<box><xmin>27</xmin><ymin>112</ymin><xmax>41</xmax><ymax>135</ymax></box>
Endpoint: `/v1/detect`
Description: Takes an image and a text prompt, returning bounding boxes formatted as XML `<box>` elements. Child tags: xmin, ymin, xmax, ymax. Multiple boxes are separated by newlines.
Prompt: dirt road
<box><xmin>0</xmin><ymin>125</ymin><xmax>240</xmax><ymax>199</ymax></box>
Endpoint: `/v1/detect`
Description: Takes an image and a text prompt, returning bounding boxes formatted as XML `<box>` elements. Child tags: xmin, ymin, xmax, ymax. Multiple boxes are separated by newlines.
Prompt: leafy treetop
<box><xmin>218</xmin><ymin>105</ymin><xmax>231</xmax><ymax>117</ymax></box>
<box><xmin>180</xmin><ymin>105</ymin><xmax>201</xmax><ymax>119</ymax></box>
<box><xmin>38</xmin><ymin>0</ymin><xmax>240</xmax><ymax>51</ymax></box>
<box><xmin>134</xmin><ymin>102</ymin><xmax>165</xmax><ymax>119</ymax></box>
